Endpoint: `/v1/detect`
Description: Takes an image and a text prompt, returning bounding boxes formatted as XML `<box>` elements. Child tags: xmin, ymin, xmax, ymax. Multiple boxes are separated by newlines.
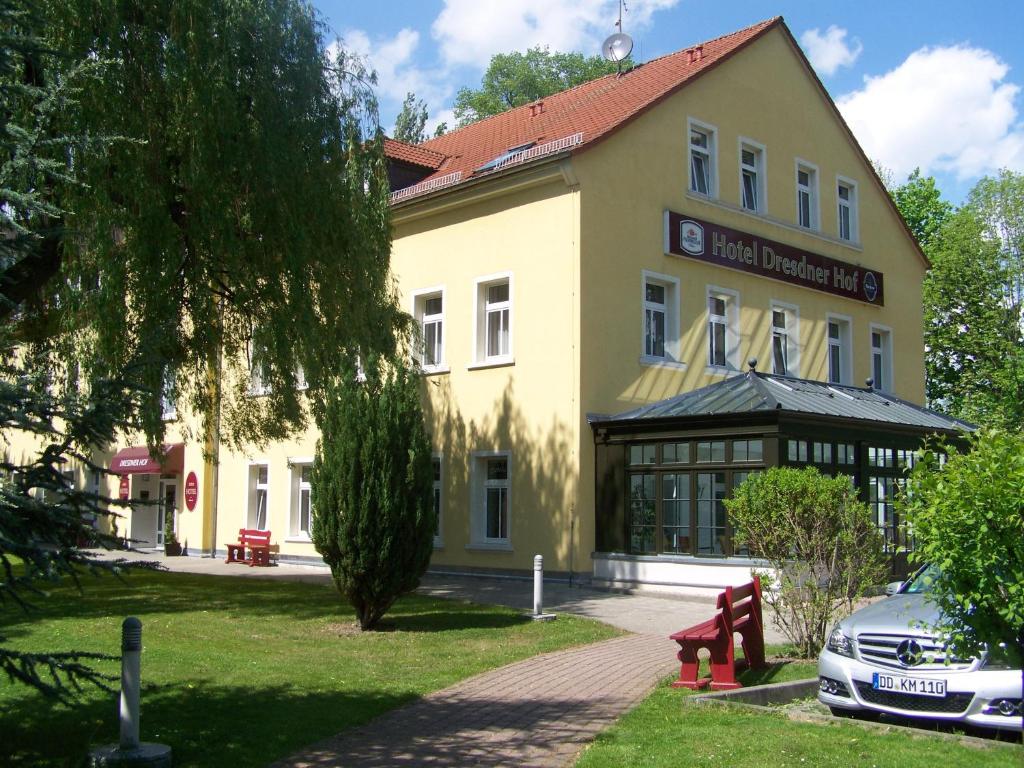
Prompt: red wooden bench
<box><xmin>669</xmin><ymin>576</ymin><xmax>766</xmax><ymax>690</ymax></box>
<box><xmin>225</xmin><ymin>528</ymin><xmax>272</xmax><ymax>567</ymax></box>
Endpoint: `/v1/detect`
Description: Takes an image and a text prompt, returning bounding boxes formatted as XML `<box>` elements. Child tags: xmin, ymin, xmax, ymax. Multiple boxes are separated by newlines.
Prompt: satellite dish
<box><xmin>601</xmin><ymin>32</ymin><xmax>633</xmax><ymax>63</ymax></box>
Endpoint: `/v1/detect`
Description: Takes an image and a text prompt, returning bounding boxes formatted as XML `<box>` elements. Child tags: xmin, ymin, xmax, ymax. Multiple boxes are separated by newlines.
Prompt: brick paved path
<box><xmin>271</xmin><ymin>632</ymin><xmax>678</xmax><ymax>768</ymax></box>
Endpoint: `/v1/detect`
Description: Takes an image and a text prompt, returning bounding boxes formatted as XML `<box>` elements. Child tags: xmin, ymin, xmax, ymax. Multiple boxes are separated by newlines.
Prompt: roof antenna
<box><xmin>601</xmin><ymin>0</ymin><xmax>633</xmax><ymax>74</ymax></box>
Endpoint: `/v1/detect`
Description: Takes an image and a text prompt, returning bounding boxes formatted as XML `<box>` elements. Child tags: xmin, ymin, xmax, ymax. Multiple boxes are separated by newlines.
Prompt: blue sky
<box><xmin>312</xmin><ymin>1</ymin><xmax>1024</xmax><ymax>204</ymax></box>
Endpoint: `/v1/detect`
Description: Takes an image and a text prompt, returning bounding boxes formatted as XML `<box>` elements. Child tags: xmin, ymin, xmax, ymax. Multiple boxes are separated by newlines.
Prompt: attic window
<box><xmin>477</xmin><ymin>142</ymin><xmax>536</xmax><ymax>172</ymax></box>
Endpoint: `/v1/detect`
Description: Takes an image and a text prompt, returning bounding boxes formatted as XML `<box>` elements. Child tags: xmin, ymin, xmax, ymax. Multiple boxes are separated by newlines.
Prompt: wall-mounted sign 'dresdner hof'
<box><xmin>664</xmin><ymin>211</ymin><xmax>884</xmax><ymax>305</ymax></box>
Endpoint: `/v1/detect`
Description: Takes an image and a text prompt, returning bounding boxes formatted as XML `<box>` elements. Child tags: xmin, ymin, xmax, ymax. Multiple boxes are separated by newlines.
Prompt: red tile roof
<box><xmin>386</xmin><ymin>17</ymin><xmax>781</xmax><ymax>197</ymax></box>
<box><xmin>383</xmin><ymin>138</ymin><xmax>447</xmax><ymax>170</ymax></box>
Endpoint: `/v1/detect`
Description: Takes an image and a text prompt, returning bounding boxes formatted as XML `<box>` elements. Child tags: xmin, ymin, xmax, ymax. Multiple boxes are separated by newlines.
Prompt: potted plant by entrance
<box><xmin>164</xmin><ymin>514</ymin><xmax>183</xmax><ymax>556</ymax></box>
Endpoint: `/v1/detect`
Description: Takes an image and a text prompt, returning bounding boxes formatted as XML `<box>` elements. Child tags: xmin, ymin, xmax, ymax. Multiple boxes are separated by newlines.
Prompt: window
<box><xmin>432</xmin><ymin>456</ymin><xmax>443</xmax><ymax>547</ymax></box>
<box><xmin>472</xmin><ymin>452</ymin><xmax>511</xmax><ymax>546</ymax></box>
<box><xmin>160</xmin><ymin>372</ymin><xmax>176</xmax><ymax>420</ymax></box>
<box><xmin>733</xmin><ymin>439</ymin><xmax>763</xmax><ymax>462</ymax></box>
<box><xmin>837</xmin><ymin>443</ymin><xmax>856</xmax><ymax>465</ymax></box>
<box><xmin>827</xmin><ymin>315</ymin><xmax>852</xmax><ymax>384</ymax></box>
<box><xmin>688</xmin><ymin>119</ymin><xmax>717</xmax><ymax>196</ymax></box>
<box><xmin>696</xmin><ymin>472</ymin><xmax>727</xmax><ymax>555</ymax></box>
<box><xmin>837</xmin><ymin>177</ymin><xmax>858</xmax><ymax>242</ymax></box>
<box><xmin>663</xmin><ymin>442</ymin><xmax>690</xmax><ymax>463</ymax></box>
<box><xmin>629</xmin><ymin>472</ymin><xmax>656</xmax><ymax>554</ymax></box>
<box><xmin>770</xmin><ymin>303</ymin><xmax>799</xmax><ymax>376</ymax></box>
<box><xmin>641</xmin><ymin>272</ymin><xmax>681</xmax><ymax>365</ymax></box>
<box><xmin>795</xmin><ymin>161</ymin><xmax>818</xmax><ymax>229</ymax></box>
<box><xmin>412</xmin><ymin>289</ymin><xmax>445</xmax><ymax>371</ymax></box>
<box><xmin>629</xmin><ymin>444</ymin><xmax>657</xmax><ymax>465</ymax></box>
<box><xmin>248</xmin><ymin>464</ymin><xmax>269</xmax><ymax>530</ymax></box>
<box><xmin>812</xmin><ymin>442</ymin><xmax>833</xmax><ymax>464</ymax></box>
<box><xmin>870</xmin><ymin>326</ymin><xmax>892</xmax><ymax>391</ymax></box>
<box><xmin>696</xmin><ymin>440</ymin><xmax>726</xmax><ymax>463</ymax></box>
<box><xmin>706</xmin><ymin>287</ymin><xmax>739</xmax><ymax>370</ymax></box>
<box><xmin>662</xmin><ymin>473</ymin><xmax>690</xmax><ymax>554</ymax></box>
<box><xmin>484</xmin><ymin>457</ymin><xmax>509</xmax><ymax>541</ymax></box>
<box><xmin>739</xmin><ymin>140</ymin><xmax>765</xmax><ymax>213</ymax></box>
<box><xmin>289</xmin><ymin>463</ymin><xmax>312</xmax><ymax>538</ymax></box>
<box><xmin>787</xmin><ymin>439</ymin><xmax>809</xmax><ymax>463</ymax></box>
<box><xmin>474</xmin><ymin>275</ymin><xmax>512</xmax><ymax>363</ymax></box>
<box><xmin>248</xmin><ymin>337</ymin><xmax>271</xmax><ymax>396</ymax></box>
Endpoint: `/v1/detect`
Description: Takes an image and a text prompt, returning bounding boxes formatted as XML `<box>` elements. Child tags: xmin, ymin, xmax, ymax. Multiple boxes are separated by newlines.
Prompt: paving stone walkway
<box><xmin>270</xmin><ymin>632</ymin><xmax>677</xmax><ymax>768</ymax></box>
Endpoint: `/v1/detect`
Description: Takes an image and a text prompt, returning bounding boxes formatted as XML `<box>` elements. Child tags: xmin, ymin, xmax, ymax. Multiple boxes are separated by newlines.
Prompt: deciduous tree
<box><xmin>453</xmin><ymin>47</ymin><xmax>621</xmax><ymax>126</ymax></box>
<box><xmin>901</xmin><ymin>430</ymin><xmax>1024</xmax><ymax>666</ymax></box>
<box><xmin>394</xmin><ymin>91</ymin><xmax>429</xmax><ymax>144</ymax></box>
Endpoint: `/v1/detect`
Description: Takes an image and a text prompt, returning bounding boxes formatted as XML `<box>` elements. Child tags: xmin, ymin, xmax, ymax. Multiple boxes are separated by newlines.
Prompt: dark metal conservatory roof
<box><xmin>589</xmin><ymin>370</ymin><xmax>974</xmax><ymax>432</ymax></box>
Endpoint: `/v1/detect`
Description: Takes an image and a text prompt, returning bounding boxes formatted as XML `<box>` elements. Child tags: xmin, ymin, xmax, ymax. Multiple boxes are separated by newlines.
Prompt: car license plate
<box><xmin>872</xmin><ymin>672</ymin><xmax>946</xmax><ymax>697</ymax></box>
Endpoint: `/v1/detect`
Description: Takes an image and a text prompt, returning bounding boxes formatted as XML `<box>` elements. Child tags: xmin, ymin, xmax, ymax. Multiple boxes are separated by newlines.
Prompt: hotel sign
<box><xmin>665</xmin><ymin>211</ymin><xmax>884</xmax><ymax>305</ymax></box>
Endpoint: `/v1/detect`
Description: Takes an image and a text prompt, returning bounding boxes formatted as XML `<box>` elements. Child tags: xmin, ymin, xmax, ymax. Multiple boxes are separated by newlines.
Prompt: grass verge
<box><xmin>0</xmin><ymin>568</ymin><xmax>620</xmax><ymax>767</ymax></box>
<box><xmin>576</xmin><ymin>655</ymin><xmax>1020</xmax><ymax>768</ymax></box>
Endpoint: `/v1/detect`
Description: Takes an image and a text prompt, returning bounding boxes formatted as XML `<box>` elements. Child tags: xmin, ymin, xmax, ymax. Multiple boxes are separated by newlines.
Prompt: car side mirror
<box><xmin>884</xmin><ymin>581</ymin><xmax>904</xmax><ymax>596</ymax></box>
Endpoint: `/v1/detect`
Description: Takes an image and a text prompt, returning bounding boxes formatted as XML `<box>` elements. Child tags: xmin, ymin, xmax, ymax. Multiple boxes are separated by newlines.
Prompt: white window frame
<box><xmin>770</xmin><ymin>301</ymin><xmax>800</xmax><ymax>377</ymax></box>
<box><xmin>869</xmin><ymin>324</ymin><xmax>894</xmax><ymax>392</ymax></box>
<box><xmin>836</xmin><ymin>175</ymin><xmax>859</xmax><ymax>242</ymax></box>
<box><xmin>468</xmin><ymin>450</ymin><xmax>512</xmax><ymax>550</ymax></box>
<box><xmin>640</xmin><ymin>270</ymin><xmax>684</xmax><ymax>368</ymax></box>
<box><xmin>706</xmin><ymin>285</ymin><xmax>740</xmax><ymax>373</ymax></box>
<box><xmin>826</xmin><ymin>313</ymin><xmax>853</xmax><ymax>385</ymax></box>
<box><xmin>738</xmin><ymin>137</ymin><xmax>767</xmax><ymax>214</ymax></box>
<box><xmin>687</xmin><ymin>117</ymin><xmax>718</xmax><ymax>198</ymax></box>
<box><xmin>432</xmin><ymin>453</ymin><xmax>443</xmax><ymax>548</ymax></box>
<box><xmin>247</xmin><ymin>461</ymin><xmax>270</xmax><ymax>531</ymax></box>
<box><xmin>287</xmin><ymin>457</ymin><xmax>314</xmax><ymax>541</ymax></box>
<box><xmin>247</xmin><ymin>339</ymin><xmax>271</xmax><ymax>396</ymax></box>
<box><xmin>795</xmin><ymin>159</ymin><xmax>819</xmax><ymax>230</ymax></box>
<box><xmin>411</xmin><ymin>286</ymin><xmax>447</xmax><ymax>373</ymax></box>
<box><xmin>471</xmin><ymin>272</ymin><xmax>513</xmax><ymax>367</ymax></box>
<box><xmin>160</xmin><ymin>372</ymin><xmax>177</xmax><ymax>421</ymax></box>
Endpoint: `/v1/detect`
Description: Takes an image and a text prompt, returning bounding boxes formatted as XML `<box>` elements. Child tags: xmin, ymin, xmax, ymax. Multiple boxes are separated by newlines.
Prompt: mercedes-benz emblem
<box><xmin>896</xmin><ymin>638</ymin><xmax>924</xmax><ymax>667</ymax></box>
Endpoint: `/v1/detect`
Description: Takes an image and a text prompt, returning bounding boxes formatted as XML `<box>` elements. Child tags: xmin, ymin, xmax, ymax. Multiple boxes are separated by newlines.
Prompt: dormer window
<box><xmin>476</xmin><ymin>142</ymin><xmax>536</xmax><ymax>173</ymax></box>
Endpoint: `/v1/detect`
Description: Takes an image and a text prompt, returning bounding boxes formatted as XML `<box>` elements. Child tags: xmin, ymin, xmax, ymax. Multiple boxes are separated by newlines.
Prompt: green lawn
<box><xmin>0</xmin><ymin>569</ymin><xmax>620</xmax><ymax>767</ymax></box>
<box><xmin>576</xmin><ymin>660</ymin><xmax>1020</xmax><ymax>768</ymax></box>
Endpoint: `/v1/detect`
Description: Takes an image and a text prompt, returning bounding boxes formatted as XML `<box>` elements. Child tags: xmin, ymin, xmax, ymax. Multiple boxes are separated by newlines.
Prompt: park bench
<box><xmin>225</xmin><ymin>528</ymin><xmax>272</xmax><ymax>567</ymax></box>
<box><xmin>669</xmin><ymin>576</ymin><xmax>766</xmax><ymax>690</ymax></box>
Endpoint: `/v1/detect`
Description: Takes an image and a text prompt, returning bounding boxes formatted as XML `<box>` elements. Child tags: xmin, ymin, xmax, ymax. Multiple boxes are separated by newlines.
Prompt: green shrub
<box><xmin>311</xmin><ymin>357</ymin><xmax>435</xmax><ymax>630</ymax></box>
<box><xmin>725</xmin><ymin>467</ymin><xmax>884</xmax><ymax>657</ymax></box>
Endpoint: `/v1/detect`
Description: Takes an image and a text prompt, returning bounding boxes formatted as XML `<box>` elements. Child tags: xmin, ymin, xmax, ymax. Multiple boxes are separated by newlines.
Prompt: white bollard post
<box><xmin>530</xmin><ymin>554</ymin><xmax>556</xmax><ymax>621</ymax></box>
<box><xmin>119</xmin><ymin>617</ymin><xmax>142</xmax><ymax>751</ymax></box>
<box><xmin>533</xmin><ymin>554</ymin><xmax>543</xmax><ymax>616</ymax></box>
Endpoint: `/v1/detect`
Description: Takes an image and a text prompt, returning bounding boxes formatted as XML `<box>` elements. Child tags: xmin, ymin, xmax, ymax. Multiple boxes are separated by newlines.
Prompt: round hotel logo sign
<box><xmin>184</xmin><ymin>471</ymin><xmax>199</xmax><ymax>511</ymax></box>
<box><xmin>679</xmin><ymin>220</ymin><xmax>705</xmax><ymax>255</ymax></box>
<box><xmin>863</xmin><ymin>271</ymin><xmax>879</xmax><ymax>302</ymax></box>
<box><xmin>118</xmin><ymin>475</ymin><xmax>130</xmax><ymax>501</ymax></box>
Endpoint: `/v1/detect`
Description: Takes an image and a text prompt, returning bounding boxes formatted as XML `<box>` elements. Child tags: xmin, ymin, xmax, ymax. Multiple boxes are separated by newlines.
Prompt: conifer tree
<box><xmin>311</xmin><ymin>357</ymin><xmax>435</xmax><ymax>630</ymax></box>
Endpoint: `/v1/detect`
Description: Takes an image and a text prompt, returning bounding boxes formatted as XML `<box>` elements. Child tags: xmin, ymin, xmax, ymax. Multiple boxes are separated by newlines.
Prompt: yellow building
<box><xmin>40</xmin><ymin>17</ymin><xmax>969</xmax><ymax>592</ymax></box>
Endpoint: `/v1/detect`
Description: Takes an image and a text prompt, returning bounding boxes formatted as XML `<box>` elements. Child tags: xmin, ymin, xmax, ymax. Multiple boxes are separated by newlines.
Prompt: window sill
<box><xmin>465</xmin><ymin>542</ymin><xmax>513</xmax><ymax>552</ymax></box>
<box><xmin>420</xmin><ymin>365</ymin><xmax>450</xmax><ymax>376</ymax></box>
<box><xmin>284</xmin><ymin>536</ymin><xmax>313</xmax><ymax>544</ymax></box>
<box><xmin>704</xmin><ymin>365</ymin><xmax>736</xmax><ymax>377</ymax></box>
<box><xmin>161</xmin><ymin>412</ymin><xmax>178</xmax><ymax>422</ymax></box>
<box><xmin>639</xmin><ymin>356</ymin><xmax>687</xmax><ymax>371</ymax></box>
<box><xmin>433</xmin><ymin>539</ymin><xmax>444</xmax><ymax>550</ymax></box>
<box><xmin>467</xmin><ymin>358</ymin><xmax>514</xmax><ymax>371</ymax></box>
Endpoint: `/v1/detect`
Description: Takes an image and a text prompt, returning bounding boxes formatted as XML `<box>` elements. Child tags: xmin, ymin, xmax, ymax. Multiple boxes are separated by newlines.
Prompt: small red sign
<box><xmin>118</xmin><ymin>475</ymin><xmax>130</xmax><ymax>501</ymax></box>
<box><xmin>184</xmin><ymin>471</ymin><xmax>199</xmax><ymax>511</ymax></box>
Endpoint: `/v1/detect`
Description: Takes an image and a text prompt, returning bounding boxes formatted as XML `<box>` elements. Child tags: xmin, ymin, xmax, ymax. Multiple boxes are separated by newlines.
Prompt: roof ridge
<box><xmin>419</xmin><ymin>16</ymin><xmax>782</xmax><ymax>151</ymax></box>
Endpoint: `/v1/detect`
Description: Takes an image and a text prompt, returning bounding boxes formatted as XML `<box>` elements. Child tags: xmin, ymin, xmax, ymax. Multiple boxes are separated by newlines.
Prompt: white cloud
<box><xmin>431</xmin><ymin>0</ymin><xmax>679</xmax><ymax>69</ymax></box>
<box><xmin>800</xmin><ymin>25</ymin><xmax>862</xmax><ymax>76</ymax></box>
<box><xmin>837</xmin><ymin>45</ymin><xmax>1024</xmax><ymax>180</ymax></box>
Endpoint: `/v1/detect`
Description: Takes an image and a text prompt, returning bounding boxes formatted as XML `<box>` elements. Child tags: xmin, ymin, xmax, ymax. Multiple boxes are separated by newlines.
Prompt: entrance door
<box><xmin>157</xmin><ymin>479</ymin><xmax>178</xmax><ymax>546</ymax></box>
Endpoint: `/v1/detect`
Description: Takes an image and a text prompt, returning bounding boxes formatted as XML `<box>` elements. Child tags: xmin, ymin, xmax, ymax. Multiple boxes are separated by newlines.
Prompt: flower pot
<box><xmin>164</xmin><ymin>541</ymin><xmax>183</xmax><ymax>557</ymax></box>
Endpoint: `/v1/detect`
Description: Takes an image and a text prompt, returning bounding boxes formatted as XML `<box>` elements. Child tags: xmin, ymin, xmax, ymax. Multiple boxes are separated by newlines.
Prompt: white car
<box><xmin>818</xmin><ymin>565</ymin><xmax>1022</xmax><ymax>733</ymax></box>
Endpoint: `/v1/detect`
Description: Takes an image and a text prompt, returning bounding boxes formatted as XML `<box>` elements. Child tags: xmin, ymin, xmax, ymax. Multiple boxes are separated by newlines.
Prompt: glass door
<box><xmin>157</xmin><ymin>479</ymin><xmax>178</xmax><ymax>545</ymax></box>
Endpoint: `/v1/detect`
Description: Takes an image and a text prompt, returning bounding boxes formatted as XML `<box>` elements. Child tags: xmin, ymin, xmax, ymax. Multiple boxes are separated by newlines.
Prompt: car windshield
<box><xmin>901</xmin><ymin>564</ymin><xmax>941</xmax><ymax>594</ymax></box>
